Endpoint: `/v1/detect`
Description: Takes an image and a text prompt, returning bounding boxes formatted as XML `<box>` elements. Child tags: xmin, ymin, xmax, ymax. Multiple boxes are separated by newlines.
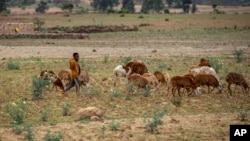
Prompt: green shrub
<box><xmin>61</xmin><ymin>103</ymin><xmax>71</xmax><ymax>116</ymax></box>
<box><xmin>7</xmin><ymin>59</ymin><xmax>20</xmax><ymax>70</ymax></box>
<box><xmin>41</xmin><ymin>107</ymin><xmax>51</xmax><ymax>121</ymax></box>
<box><xmin>144</xmin><ymin>111</ymin><xmax>165</xmax><ymax>134</ymax></box>
<box><xmin>110</xmin><ymin>90</ymin><xmax>121</xmax><ymax>100</ymax></box>
<box><xmin>121</xmin><ymin>56</ymin><xmax>132</xmax><ymax>64</ymax></box>
<box><xmin>238</xmin><ymin>110</ymin><xmax>247</xmax><ymax>121</ymax></box>
<box><xmin>4</xmin><ymin>100</ymin><xmax>28</xmax><ymax>124</ymax></box>
<box><xmin>103</xmin><ymin>54</ymin><xmax>109</xmax><ymax>64</ymax></box>
<box><xmin>31</xmin><ymin>76</ymin><xmax>50</xmax><ymax>99</ymax></box>
<box><xmin>85</xmin><ymin>87</ymin><xmax>101</xmax><ymax>96</ymax></box>
<box><xmin>209</xmin><ymin>58</ymin><xmax>222</xmax><ymax>73</ymax></box>
<box><xmin>143</xmin><ymin>85</ymin><xmax>151</xmax><ymax>97</ymax></box>
<box><xmin>138</xmin><ymin>15</ymin><xmax>144</xmax><ymax>19</ymax></box>
<box><xmin>171</xmin><ymin>97</ymin><xmax>182</xmax><ymax>107</ymax></box>
<box><xmin>158</xmin><ymin>62</ymin><xmax>167</xmax><ymax>71</ymax></box>
<box><xmin>233</xmin><ymin>49</ymin><xmax>244</xmax><ymax>63</ymax></box>
<box><xmin>109</xmin><ymin>121</ymin><xmax>120</xmax><ymax>131</ymax></box>
<box><xmin>24</xmin><ymin>124</ymin><xmax>34</xmax><ymax>141</ymax></box>
<box><xmin>44</xmin><ymin>130</ymin><xmax>63</xmax><ymax>141</ymax></box>
<box><xmin>12</xmin><ymin>124</ymin><xmax>23</xmax><ymax>135</ymax></box>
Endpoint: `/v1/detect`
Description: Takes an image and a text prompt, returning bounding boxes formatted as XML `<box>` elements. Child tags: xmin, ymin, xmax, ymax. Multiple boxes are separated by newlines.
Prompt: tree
<box><xmin>182</xmin><ymin>0</ymin><xmax>191</xmax><ymax>13</ymax></box>
<box><xmin>7</xmin><ymin>0</ymin><xmax>35</xmax><ymax>7</ymax></box>
<box><xmin>122</xmin><ymin>0</ymin><xmax>135</xmax><ymax>13</ymax></box>
<box><xmin>91</xmin><ymin>0</ymin><xmax>119</xmax><ymax>12</ymax></box>
<box><xmin>166</xmin><ymin>0</ymin><xmax>173</xmax><ymax>8</ymax></box>
<box><xmin>191</xmin><ymin>3</ymin><xmax>197</xmax><ymax>13</ymax></box>
<box><xmin>141</xmin><ymin>0</ymin><xmax>164</xmax><ymax>13</ymax></box>
<box><xmin>35</xmin><ymin>1</ymin><xmax>49</xmax><ymax>13</ymax></box>
<box><xmin>62</xmin><ymin>3</ymin><xmax>74</xmax><ymax>12</ymax></box>
<box><xmin>0</xmin><ymin>0</ymin><xmax>7</xmax><ymax>12</ymax></box>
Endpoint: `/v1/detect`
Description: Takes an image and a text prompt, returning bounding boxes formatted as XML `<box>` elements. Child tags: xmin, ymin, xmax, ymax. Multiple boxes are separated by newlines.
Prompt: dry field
<box><xmin>0</xmin><ymin>12</ymin><xmax>250</xmax><ymax>141</ymax></box>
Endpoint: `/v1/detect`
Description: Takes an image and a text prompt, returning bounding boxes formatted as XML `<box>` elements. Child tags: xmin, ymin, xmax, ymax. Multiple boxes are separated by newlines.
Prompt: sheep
<box><xmin>189</xmin><ymin>66</ymin><xmax>220</xmax><ymax>82</ymax></box>
<box><xmin>113</xmin><ymin>65</ymin><xmax>132</xmax><ymax>85</ymax></box>
<box><xmin>142</xmin><ymin>73</ymin><xmax>159</xmax><ymax>87</ymax></box>
<box><xmin>75</xmin><ymin>107</ymin><xmax>104</xmax><ymax>121</ymax></box>
<box><xmin>78</xmin><ymin>69</ymin><xmax>90</xmax><ymax>88</ymax></box>
<box><xmin>57</xmin><ymin>70</ymin><xmax>71</xmax><ymax>84</ymax></box>
<box><xmin>154</xmin><ymin>71</ymin><xmax>169</xmax><ymax>85</ymax></box>
<box><xmin>225</xmin><ymin>72</ymin><xmax>249</xmax><ymax>94</ymax></box>
<box><xmin>198</xmin><ymin>58</ymin><xmax>211</xmax><ymax>67</ymax></box>
<box><xmin>194</xmin><ymin>74</ymin><xmax>222</xmax><ymax>93</ymax></box>
<box><xmin>128</xmin><ymin>74</ymin><xmax>149</xmax><ymax>89</ymax></box>
<box><xmin>40</xmin><ymin>70</ymin><xmax>64</xmax><ymax>91</ymax></box>
<box><xmin>124</xmin><ymin>61</ymin><xmax>148</xmax><ymax>76</ymax></box>
<box><xmin>170</xmin><ymin>75</ymin><xmax>199</xmax><ymax>96</ymax></box>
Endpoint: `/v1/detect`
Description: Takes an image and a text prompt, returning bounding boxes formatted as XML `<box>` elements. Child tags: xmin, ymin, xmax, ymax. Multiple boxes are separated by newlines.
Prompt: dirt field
<box><xmin>0</xmin><ymin>12</ymin><xmax>250</xmax><ymax>141</ymax></box>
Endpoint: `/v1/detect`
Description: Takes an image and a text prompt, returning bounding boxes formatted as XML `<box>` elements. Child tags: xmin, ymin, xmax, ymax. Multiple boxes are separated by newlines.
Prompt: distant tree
<box><xmin>62</xmin><ymin>3</ymin><xmax>74</xmax><ymax>12</ymax></box>
<box><xmin>122</xmin><ymin>0</ymin><xmax>135</xmax><ymax>13</ymax></box>
<box><xmin>0</xmin><ymin>0</ymin><xmax>7</xmax><ymax>12</ymax></box>
<box><xmin>35</xmin><ymin>1</ymin><xmax>49</xmax><ymax>13</ymax></box>
<box><xmin>7</xmin><ymin>0</ymin><xmax>35</xmax><ymax>7</ymax></box>
<box><xmin>91</xmin><ymin>0</ymin><xmax>119</xmax><ymax>11</ymax></box>
<box><xmin>166</xmin><ymin>0</ymin><xmax>174</xmax><ymax>8</ymax></box>
<box><xmin>182</xmin><ymin>0</ymin><xmax>191</xmax><ymax>13</ymax></box>
<box><xmin>191</xmin><ymin>3</ymin><xmax>197</xmax><ymax>13</ymax></box>
<box><xmin>141</xmin><ymin>0</ymin><xmax>164</xmax><ymax>13</ymax></box>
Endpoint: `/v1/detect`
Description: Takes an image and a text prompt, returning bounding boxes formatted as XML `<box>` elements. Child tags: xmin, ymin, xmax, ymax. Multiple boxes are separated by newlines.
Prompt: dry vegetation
<box><xmin>0</xmin><ymin>11</ymin><xmax>250</xmax><ymax>141</ymax></box>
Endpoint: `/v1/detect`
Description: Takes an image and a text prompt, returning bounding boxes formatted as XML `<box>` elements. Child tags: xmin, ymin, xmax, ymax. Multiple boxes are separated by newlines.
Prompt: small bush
<box><xmin>138</xmin><ymin>15</ymin><xmax>144</xmax><ymax>19</ymax></box>
<box><xmin>144</xmin><ymin>111</ymin><xmax>165</xmax><ymax>134</ymax></box>
<box><xmin>7</xmin><ymin>59</ymin><xmax>20</xmax><ymax>70</ymax></box>
<box><xmin>143</xmin><ymin>85</ymin><xmax>151</xmax><ymax>97</ymax></box>
<box><xmin>171</xmin><ymin>97</ymin><xmax>182</xmax><ymax>107</ymax></box>
<box><xmin>120</xmin><ymin>14</ymin><xmax>125</xmax><ymax>17</ymax></box>
<box><xmin>44</xmin><ymin>130</ymin><xmax>63</xmax><ymax>141</ymax></box>
<box><xmin>164</xmin><ymin>9</ymin><xmax>170</xmax><ymax>14</ymax></box>
<box><xmin>109</xmin><ymin>121</ymin><xmax>120</xmax><ymax>131</ymax></box>
<box><xmin>86</xmin><ymin>87</ymin><xmax>101</xmax><ymax>96</ymax></box>
<box><xmin>61</xmin><ymin>103</ymin><xmax>71</xmax><ymax>116</ymax></box>
<box><xmin>121</xmin><ymin>56</ymin><xmax>132</xmax><ymax>64</ymax></box>
<box><xmin>110</xmin><ymin>90</ymin><xmax>121</xmax><ymax>100</ymax></box>
<box><xmin>4</xmin><ymin>100</ymin><xmax>28</xmax><ymax>124</ymax></box>
<box><xmin>24</xmin><ymin>124</ymin><xmax>34</xmax><ymax>141</ymax></box>
<box><xmin>238</xmin><ymin>110</ymin><xmax>248</xmax><ymax>121</ymax></box>
<box><xmin>103</xmin><ymin>54</ymin><xmax>109</xmax><ymax>64</ymax></box>
<box><xmin>31</xmin><ymin>76</ymin><xmax>50</xmax><ymax>99</ymax></box>
<box><xmin>12</xmin><ymin>124</ymin><xmax>23</xmax><ymax>135</ymax></box>
<box><xmin>165</xmin><ymin>18</ymin><xmax>169</xmax><ymax>21</ymax></box>
<box><xmin>41</xmin><ymin>107</ymin><xmax>51</xmax><ymax>121</ymax></box>
<box><xmin>209</xmin><ymin>58</ymin><xmax>222</xmax><ymax>73</ymax></box>
<box><xmin>158</xmin><ymin>62</ymin><xmax>167</xmax><ymax>71</ymax></box>
<box><xmin>233</xmin><ymin>49</ymin><xmax>244</xmax><ymax>63</ymax></box>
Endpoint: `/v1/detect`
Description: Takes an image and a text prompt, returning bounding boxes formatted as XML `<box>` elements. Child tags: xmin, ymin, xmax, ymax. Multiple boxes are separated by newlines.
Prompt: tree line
<box><xmin>0</xmin><ymin>0</ymin><xmax>206</xmax><ymax>14</ymax></box>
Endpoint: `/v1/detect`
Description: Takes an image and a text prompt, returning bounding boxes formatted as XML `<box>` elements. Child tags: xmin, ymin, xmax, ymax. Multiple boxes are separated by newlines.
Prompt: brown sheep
<box><xmin>170</xmin><ymin>75</ymin><xmax>199</xmax><ymax>96</ymax></box>
<box><xmin>198</xmin><ymin>58</ymin><xmax>211</xmax><ymax>67</ymax></box>
<box><xmin>225</xmin><ymin>72</ymin><xmax>249</xmax><ymax>93</ymax></box>
<box><xmin>78</xmin><ymin>69</ymin><xmax>90</xmax><ymax>88</ymax></box>
<box><xmin>194</xmin><ymin>74</ymin><xmax>221</xmax><ymax>93</ymax></box>
<box><xmin>40</xmin><ymin>70</ymin><xmax>64</xmax><ymax>91</ymax></box>
<box><xmin>142</xmin><ymin>73</ymin><xmax>159</xmax><ymax>87</ymax></box>
<box><xmin>124</xmin><ymin>61</ymin><xmax>148</xmax><ymax>76</ymax></box>
<box><xmin>57</xmin><ymin>70</ymin><xmax>71</xmax><ymax>84</ymax></box>
<box><xmin>128</xmin><ymin>74</ymin><xmax>149</xmax><ymax>89</ymax></box>
<box><xmin>154</xmin><ymin>71</ymin><xmax>169</xmax><ymax>85</ymax></box>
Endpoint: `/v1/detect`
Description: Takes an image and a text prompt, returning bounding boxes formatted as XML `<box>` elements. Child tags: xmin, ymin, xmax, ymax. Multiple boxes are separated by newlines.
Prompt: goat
<box><xmin>225</xmin><ymin>72</ymin><xmax>249</xmax><ymax>94</ymax></box>
<box><xmin>113</xmin><ymin>65</ymin><xmax>132</xmax><ymax>85</ymax></box>
<box><xmin>194</xmin><ymin>74</ymin><xmax>222</xmax><ymax>93</ymax></box>
<box><xmin>170</xmin><ymin>75</ymin><xmax>199</xmax><ymax>96</ymax></box>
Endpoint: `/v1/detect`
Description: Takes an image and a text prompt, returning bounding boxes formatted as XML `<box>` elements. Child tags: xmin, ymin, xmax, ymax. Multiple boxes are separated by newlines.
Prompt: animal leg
<box><xmin>228</xmin><ymin>83</ymin><xmax>232</xmax><ymax>94</ymax></box>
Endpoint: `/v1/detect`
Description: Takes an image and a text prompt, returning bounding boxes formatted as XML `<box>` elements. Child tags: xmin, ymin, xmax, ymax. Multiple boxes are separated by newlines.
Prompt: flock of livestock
<box><xmin>40</xmin><ymin>58</ymin><xmax>249</xmax><ymax>97</ymax></box>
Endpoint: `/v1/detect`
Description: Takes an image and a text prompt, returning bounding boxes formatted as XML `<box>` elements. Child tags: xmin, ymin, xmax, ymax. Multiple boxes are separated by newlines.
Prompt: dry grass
<box><xmin>0</xmin><ymin>13</ymin><xmax>250</xmax><ymax>140</ymax></box>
